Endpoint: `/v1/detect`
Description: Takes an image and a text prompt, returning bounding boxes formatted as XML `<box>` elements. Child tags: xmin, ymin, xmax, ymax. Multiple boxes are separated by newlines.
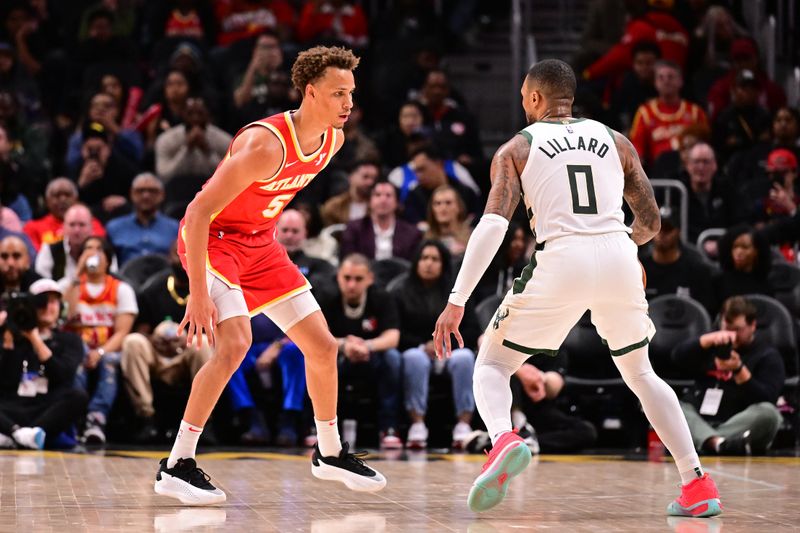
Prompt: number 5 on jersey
<box><xmin>567</xmin><ymin>164</ymin><xmax>598</xmax><ymax>215</ymax></box>
<box><xmin>262</xmin><ymin>193</ymin><xmax>294</xmax><ymax>218</ymax></box>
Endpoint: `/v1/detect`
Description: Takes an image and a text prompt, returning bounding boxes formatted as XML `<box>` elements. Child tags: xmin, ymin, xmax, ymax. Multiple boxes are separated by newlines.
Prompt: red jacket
<box><xmin>586</xmin><ymin>12</ymin><xmax>689</xmax><ymax>80</ymax></box>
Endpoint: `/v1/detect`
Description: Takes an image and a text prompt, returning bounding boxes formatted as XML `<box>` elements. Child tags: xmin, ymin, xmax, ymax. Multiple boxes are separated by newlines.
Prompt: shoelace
<box><xmin>339</xmin><ymin>442</ymin><xmax>372</xmax><ymax>474</ymax></box>
<box><xmin>176</xmin><ymin>460</ymin><xmax>214</xmax><ymax>488</ymax></box>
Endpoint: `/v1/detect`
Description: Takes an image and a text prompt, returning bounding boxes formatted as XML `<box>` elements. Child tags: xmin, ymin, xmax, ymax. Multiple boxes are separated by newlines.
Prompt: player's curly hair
<box><xmin>291</xmin><ymin>46</ymin><xmax>360</xmax><ymax>96</ymax></box>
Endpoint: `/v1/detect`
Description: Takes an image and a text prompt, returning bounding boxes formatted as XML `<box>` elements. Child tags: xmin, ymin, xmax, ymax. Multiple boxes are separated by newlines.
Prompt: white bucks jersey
<box><xmin>518</xmin><ymin>118</ymin><xmax>629</xmax><ymax>243</ymax></box>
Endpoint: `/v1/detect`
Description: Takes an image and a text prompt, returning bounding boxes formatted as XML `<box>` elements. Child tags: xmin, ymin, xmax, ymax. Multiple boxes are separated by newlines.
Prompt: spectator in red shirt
<box><xmin>584</xmin><ymin>1</ymin><xmax>689</xmax><ymax>82</ymax></box>
<box><xmin>629</xmin><ymin>60</ymin><xmax>708</xmax><ymax>167</ymax></box>
<box><xmin>214</xmin><ymin>0</ymin><xmax>296</xmax><ymax>45</ymax></box>
<box><xmin>23</xmin><ymin>178</ymin><xmax>105</xmax><ymax>251</ymax></box>
<box><xmin>296</xmin><ymin>0</ymin><xmax>368</xmax><ymax>49</ymax></box>
<box><xmin>707</xmin><ymin>38</ymin><xmax>786</xmax><ymax>120</ymax></box>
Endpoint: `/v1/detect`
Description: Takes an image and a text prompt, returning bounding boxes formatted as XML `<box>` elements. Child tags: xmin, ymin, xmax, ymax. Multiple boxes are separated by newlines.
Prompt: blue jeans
<box><xmin>339</xmin><ymin>348</ymin><xmax>402</xmax><ymax>431</ymax></box>
<box><xmin>228</xmin><ymin>342</ymin><xmax>306</xmax><ymax>412</ymax></box>
<box><xmin>74</xmin><ymin>351</ymin><xmax>121</xmax><ymax>418</ymax></box>
<box><xmin>403</xmin><ymin>347</ymin><xmax>475</xmax><ymax>416</ymax></box>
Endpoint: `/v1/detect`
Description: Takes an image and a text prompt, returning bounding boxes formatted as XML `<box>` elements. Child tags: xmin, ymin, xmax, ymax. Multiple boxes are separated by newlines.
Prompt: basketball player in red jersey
<box><xmin>154</xmin><ymin>46</ymin><xmax>386</xmax><ymax>505</ymax></box>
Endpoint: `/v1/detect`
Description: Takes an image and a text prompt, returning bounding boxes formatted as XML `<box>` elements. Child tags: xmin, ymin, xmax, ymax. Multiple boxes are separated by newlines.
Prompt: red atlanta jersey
<box><xmin>200</xmin><ymin>111</ymin><xmax>337</xmax><ymax>244</ymax></box>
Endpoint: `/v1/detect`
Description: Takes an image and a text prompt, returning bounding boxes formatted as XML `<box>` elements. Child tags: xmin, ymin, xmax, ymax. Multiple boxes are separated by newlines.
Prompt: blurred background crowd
<box><xmin>0</xmin><ymin>0</ymin><xmax>797</xmax><ymax>458</ymax></box>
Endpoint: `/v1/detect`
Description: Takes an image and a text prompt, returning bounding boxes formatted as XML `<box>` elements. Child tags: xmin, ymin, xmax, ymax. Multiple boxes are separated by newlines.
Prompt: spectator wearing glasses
<box><xmin>105</xmin><ymin>173</ymin><xmax>179</xmax><ymax>266</ymax></box>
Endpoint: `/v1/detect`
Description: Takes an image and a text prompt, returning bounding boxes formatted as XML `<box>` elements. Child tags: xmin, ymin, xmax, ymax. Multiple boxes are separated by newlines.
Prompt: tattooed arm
<box><xmin>615</xmin><ymin>130</ymin><xmax>660</xmax><ymax>245</ymax></box>
<box><xmin>433</xmin><ymin>134</ymin><xmax>529</xmax><ymax>358</ymax></box>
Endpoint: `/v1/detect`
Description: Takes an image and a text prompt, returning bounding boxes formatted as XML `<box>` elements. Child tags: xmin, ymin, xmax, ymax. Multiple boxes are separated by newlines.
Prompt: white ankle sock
<box><xmin>167</xmin><ymin>420</ymin><xmax>203</xmax><ymax>468</ymax></box>
<box><xmin>315</xmin><ymin>417</ymin><xmax>342</xmax><ymax>457</ymax></box>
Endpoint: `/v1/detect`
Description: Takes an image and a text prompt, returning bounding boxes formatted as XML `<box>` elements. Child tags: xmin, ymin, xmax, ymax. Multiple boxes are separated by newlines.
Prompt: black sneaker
<box><xmin>311</xmin><ymin>442</ymin><xmax>387</xmax><ymax>492</ymax></box>
<box><xmin>154</xmin><ymin>458</ymin><xmax>226</xmax><ymax>505</ymax></box>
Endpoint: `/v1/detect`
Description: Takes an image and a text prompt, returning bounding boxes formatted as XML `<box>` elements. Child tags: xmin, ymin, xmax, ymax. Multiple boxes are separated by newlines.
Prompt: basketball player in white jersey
<box><xmin>434</xmin><ymin>59</ymin><xmax>722</xmax><ymax>517</ymax></box>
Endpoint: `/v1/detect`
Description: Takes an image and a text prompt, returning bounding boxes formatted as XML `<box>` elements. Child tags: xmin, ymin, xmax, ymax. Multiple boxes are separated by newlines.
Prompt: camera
<box><xmin>712</xmin><ymin>341</ymin><xmax>733</xmax><ymax>360</ymax></box>
<box><xmin>2</xmin><ymin>292</ymin><xmax>40</xmax><ymax>332</ymax></box>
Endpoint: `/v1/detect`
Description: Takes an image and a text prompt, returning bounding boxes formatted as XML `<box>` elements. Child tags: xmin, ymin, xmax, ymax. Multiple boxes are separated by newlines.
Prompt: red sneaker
<box><xmin>667</xmin><ymin>473</ymin><xmax>723</xmax><ymax>517</ymax></box>
<box><xmin>467</xmin><ymin>430</ymin><xmax>531</xmax><ymax>512</ymax></box>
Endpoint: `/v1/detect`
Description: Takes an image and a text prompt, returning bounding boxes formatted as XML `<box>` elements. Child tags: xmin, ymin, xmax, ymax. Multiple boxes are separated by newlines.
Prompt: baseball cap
<box><xmin>731</xmin><ymin>38</ymin><xmax>758</xmax><ymax>60</ymax></box>
<box><xmin>766</xmin><ymin>148</ymin><xmax>798</xmax><ymax>172</ymax></box>
<box><xmin>82</xmin><ymin>121</ymin><xmax>109</xmax><ymax>143</ymax></box>
<box><xmin>735</xmin><ymin>68</ymin><xmax>758</xmax><ymax>87</ymax></box>
<box><xmin>29</xmin><ymin>278</ymin><xmax>62</xmax><ymax>296</ymax></box>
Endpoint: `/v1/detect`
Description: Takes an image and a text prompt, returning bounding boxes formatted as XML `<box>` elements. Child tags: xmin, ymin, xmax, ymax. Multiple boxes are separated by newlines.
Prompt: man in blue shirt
<box><xmin>106</xmin><ymin>173</ymin><xmax>179</xmax><ymax>265</ymax></box>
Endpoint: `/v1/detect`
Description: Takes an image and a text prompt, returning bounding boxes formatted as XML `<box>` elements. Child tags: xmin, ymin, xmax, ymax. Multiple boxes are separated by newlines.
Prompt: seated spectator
<box><xmin>122</xmin><ymin>318</ymin><xmax>212</xmax><ymax>443</ymax></box>
<box><xmin>414</xmin><ymin>69</ymin><xmax>483</xmax><ymax>169</ymax></box>
<box><xmin>97</xmin><ymin>72</ymin><xmax>141</xmax><ymax>131</ymax></box>
<box><xmin>317</xmin><ymin>254</ymin><xmax>403</xmax><ymax>448</ymax></box>
<box><xmin>275</xmin><ymin>209</ymin><xmax>335</xmax><ymax>288</ymax></box>
<box><xmin>755</xmin><ymin>149</ymin><xmax>798</xmax><ymax>224</ymax></box>
<box><xmin>714</xmin><ymin>225</ymin><xmax>772</xmax><ymax>303</ymax></box>
<box><xmin>473</xmin><ymin>222</ymin><xmax>530</xmax><ymax>304</ymax></box>
<box><xmin>36</xmin><ymin>204</ymin><xmax>117</xmax><ymax>284</ymax></box>
<box><xmin>0</xmin><ymin>279</ymin><xmax>87</xmax><ymax>449</ymax></box>
<box><xmin>296</xmin><ymin>0</ymin><xmax>369</xmax><ymax>49</ymax></box>
<box><xmin>611</xmin><ymin>40</ymin><xmax>660</xmax><ymax>130</ymax></box>
<box><xmin>727</xmin><ymin>106</ymin><xmax>800</xmax><ymax>186</ymax></box>
<box><xmin>231</xmin><ymin>31</ymin><xmax>294</xmax><ymax>126</ymax></box>
<box><xmin>320</xmin><ymin>160</ymin><xmax>378</xmax><ymax>226</ymax></box>
<box><xmin>391</xmin><ymin>240</ymin><xmax>480</xmax><ymax>449</ymax></box>
<box><xmin>396</xmin><ymin>146</ymin><xmax>480</xmax><ymax>224</ymax></box>
<box><xmin>139</xmin><ymin>68</ymin><xmax>192</xmax><ymax>150</ymax></box>
<box><xmin>329</xmin><ymin>103</ymin><xmax>380</xmax><ymax>174</ymax></box>
<box><xmin>0</xmin><ymin>123</ymin><xmax>34</xmax><ymax>220</ymax></box>
<box><xmin>72</xmin><ymin>8</ymin><xmax>137</xmax><ymax>91</ymax></box>
<box><xmin>640</xmin><ymin>213</ymin><xmax>716</xmax><ymax>314</ymax></box>
<box><xmin>66</xmin><ymin>91</ymin><xmax>144</xmax><ymax>173</ymax></box>
<box><xmin>629</xmin><ymin>60</ymin><xmax>708</xmax><ymax>168</ymax></box>
<box><xmin>672</xmin><ymin>296</ymin><xmax>785</xmax><ymax>455</ymax></box>
<box><xmin>340</xmin><ymin>180</ymin><xmax>421</xmax><ymax>261</ymax></box>
<box><xmin>23</xmin><ymin>178</ymin><xmax>105</xmax><ymax>251</ymax></box>
<box><xmin>0</xmin><ymin>90</ymin><xmax>48</xmax><ymax>185</ymax></box>
<box><xmin>70</xmin><ymin>122</ymin><xmax>140</xmax><ymax>220</ymax></box>
<box><xmin>683</xmin><ymin>142</ymin><xmax>743</xmax><ymax>243</ymax></box>
<box><xmin>707</xmin><ymin>38</ymin><xmax>786</xmax><ymax>120</ymax></box>
<box><xmin>105</xmin><ymin>173</ymin><xmax>179</xmax><ymax>265</ymax></box>
<box><xmin>713</xmin><ymin>69</ymin><xmax>772</xmax><ymax>165</ymax></box>
<box><xmin>424</xmin><ymin>185</ymin><xmax>473</xmax><ymax>258</ymax></box>
<box><xmin>65</xmin><ymin>237</ymin><xmax>137</xmax><ymax>444</ymax></box>
<box><xmin>510</xmin><ymin>352</ymin><xmax>597</xmax><ymax>453</ymax></box>
<box><xmin>0</xmin><ymin>235</ymin><xmax>40</xmax><ymax>295</ymax></box>
<box><xmin>378</xmin><ymin>100</ymin><xmax>433</xmax><ymax>169</ymax></box>
<box><xmin>650</xmin><ymin>122</ymin><xmax>710</xmax><ymax>182</ymax></box>
<box><xmin>155</xmin><ymin>96</ymin><xmax>232</xmax><ymax>183</ymax></box>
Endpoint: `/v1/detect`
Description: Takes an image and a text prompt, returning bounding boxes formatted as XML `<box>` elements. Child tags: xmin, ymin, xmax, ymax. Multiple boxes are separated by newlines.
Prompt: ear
<box><xmin>305</xmin><ymin>83</ymin><xmax>315</xmax><ymax>100</ymax></box>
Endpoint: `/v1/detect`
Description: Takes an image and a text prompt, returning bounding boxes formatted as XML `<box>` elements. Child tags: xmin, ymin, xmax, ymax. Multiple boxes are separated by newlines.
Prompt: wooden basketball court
<box><xmin>1</xmin><ymin>449</ymin><xmax>797</xmax><ymax>532</ymax></box>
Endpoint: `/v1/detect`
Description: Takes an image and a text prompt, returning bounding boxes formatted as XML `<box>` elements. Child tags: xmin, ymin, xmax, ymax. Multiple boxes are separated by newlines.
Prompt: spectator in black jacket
<box><xmin>0</xmin><ymin>279</ymin><xmax>86</xmax><ymax>449</ymax></box>
<box><xmin>391</xmin><ymin>239</ymin><xmax>480</xmax><ymax>449</ymax></box>
<box><xmin>275</xmin><ymin>209</ymin><xmax>335</xmax><ymax>292</ymax></box>
<box><xmin>672</xmin><ymin>296</ymin><xmax>785</xmax><ymax>455</ymax></box>
<box><xmin>714</xmin><ymin>224</ymin><xmax>772</xmax><ymax>304</ymax></box>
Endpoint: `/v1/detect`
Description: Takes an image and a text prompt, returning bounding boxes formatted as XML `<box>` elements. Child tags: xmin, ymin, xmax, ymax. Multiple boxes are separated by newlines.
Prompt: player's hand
<box><xmin>179</xmin><ymin>292</ymin><xmax>217</xmax><ymax>348</ymax></box>
<box><xmin>433</xmin><ymin>302</ymin><xmax>465</xmax><ymax>360</ymax></box>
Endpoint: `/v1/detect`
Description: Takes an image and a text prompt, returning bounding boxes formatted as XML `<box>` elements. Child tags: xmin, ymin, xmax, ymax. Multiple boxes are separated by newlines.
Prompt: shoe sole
<box><xmin>468</xmin><ymin>441</ymin><xmax>531</xmax><ymax>512</ymax></box>
<box><xmin>154</xmin><ymin>473</ymin><xmax>227</xmax><ymax>506</ymax></box>
<box><xmin>311</xmin><ymin>461</ymin><xmax>387</xmax><ymax>492</ymax></box>
<box><xmin>666</xmin><ymin>498</ymin><xmax>723</xmax><ymax>517</ymax></box>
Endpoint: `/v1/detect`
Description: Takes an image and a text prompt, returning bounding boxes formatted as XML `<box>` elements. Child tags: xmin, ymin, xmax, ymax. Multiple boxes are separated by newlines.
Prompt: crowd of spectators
<box><xmin>0</xmin><ymin>0</ymin><xmax>795</xmax><ymax>455</ymax></box>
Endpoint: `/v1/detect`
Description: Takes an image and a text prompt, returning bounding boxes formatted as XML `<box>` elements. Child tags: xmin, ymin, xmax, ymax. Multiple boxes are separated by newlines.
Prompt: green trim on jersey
<box><xmin>536</xmin><ymin>118</ymin><xmax>588</xmax><ymax>125</ymax></box>
<box><xmin>609</xmin><ymin>337</ymin><xmax>651</xmax><ymax>356</ymax></box>
<box><xmin>518</xmin><ymin>130</ymin><xmax>533</xmax><ymax>144</ymax></box>
<box><xmin>502</xmin><ymin>339</ymin><xmax>559</xmax><ymax>357</ymax></box>
<box><xmin>603</xmin><ymin>125</ymin><xmax>616</xmax><ymax>145</ymax></box>
<box><xmin>512</xmin><ymin>251</ymin><xmax>537</xmax><ymax>294</ymax></box>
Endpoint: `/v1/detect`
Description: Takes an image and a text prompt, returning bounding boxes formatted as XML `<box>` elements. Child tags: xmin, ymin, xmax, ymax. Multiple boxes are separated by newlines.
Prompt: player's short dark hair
<box><xmin>632</xmin><ymin>40</ymin><xmax>661</xmax><ymax>59</ymax></box>
<box><xmin>525</xmin><ymin>59</ymin><xmax>576</xmax><ymax>100</ymax></box>
<box><xmin>291</xmin><ymin>46</ymin><xmax>360</xmax><ymax>96</ymax></box>
<box><xmin>721</xmin><ymin>296</ymin><xmax>757</xmax><ymax>324</ymax></box>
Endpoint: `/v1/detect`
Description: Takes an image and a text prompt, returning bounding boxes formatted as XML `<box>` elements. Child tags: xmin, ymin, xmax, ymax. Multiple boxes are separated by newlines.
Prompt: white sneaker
<box><xmin>451</xmin><ymin>421</ymin><xmax>473</xmax><ymax>449</ymax></box>
<box><xmin>406</xmin><ymin>422</ymin><xmax>428</xmax><ymax>449</ymax></box>
<box><xmin>13</xmin><ymin>427</ymin><xmax>45</xmax><ymax>449</ymax></box>
<box><xmin>155</xmin><ymin>458</ymin><xmax>227</xmax><ymax>505</ymax></box>
<box><xmin>311</xmin><ymin>442</ymin><xmax>387</xmax><ymax>492</ymax></box>
<box><xmin>0</xmin><ymin>433</ymin><xmax>15</xmax><ymax>448</ymax></box>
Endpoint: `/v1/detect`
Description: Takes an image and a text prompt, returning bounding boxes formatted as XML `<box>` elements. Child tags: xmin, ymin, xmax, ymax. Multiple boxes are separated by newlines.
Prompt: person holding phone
<box><xmin>671</xmin><ymin>296</ymin><xmax>785</xmax><ymax>455</ymax></box>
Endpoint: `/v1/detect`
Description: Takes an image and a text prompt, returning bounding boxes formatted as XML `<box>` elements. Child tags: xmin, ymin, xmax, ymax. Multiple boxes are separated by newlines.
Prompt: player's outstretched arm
<box><xmin>615</xmin><ymin>130</ymin><xmax>660</xmax><ymax>245</ymax></box>
<box><xmin>433</xmin><ymin>135</ymin><xmax>528</xmax><ymax>359</ymax></box>
<box><xmin>179</xmin><ymin>127</ymin><xmax>283</xmax><ymax>347</ymax></box>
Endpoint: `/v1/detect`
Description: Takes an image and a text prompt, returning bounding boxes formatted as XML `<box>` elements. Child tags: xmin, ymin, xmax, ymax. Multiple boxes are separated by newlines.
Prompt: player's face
<box><xmin>308</xmin><ymin>67</ymin><xmax>355</xmax><ymax>130</ymax></box>
<box><xmin>416</xmin><ymin>245</ymin><xmax>443</xmax><ymax>283</ymax></box>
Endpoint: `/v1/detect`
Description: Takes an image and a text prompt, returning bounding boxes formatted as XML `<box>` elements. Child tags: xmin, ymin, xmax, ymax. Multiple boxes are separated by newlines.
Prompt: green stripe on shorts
<box><xmin>512</xmin><ymin>251</ymin><xmax>537</xmax><ymax>294</ymax></box>
<box><xmin>502</xmin><ymin>339</ymin><xmax>558</xmax><ymax>357</ymax></box>
<box><xmin>609</xmin><ymin>337</ymin><xmax>650</xmax><ymax>357</ymax></box>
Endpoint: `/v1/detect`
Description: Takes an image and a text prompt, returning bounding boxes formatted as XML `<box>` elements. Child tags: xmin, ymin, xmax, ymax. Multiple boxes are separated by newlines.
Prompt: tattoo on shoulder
<box><xmin>484</xmin><ymin>136</ymin><xmax>527</xmax><ymax>219</ymax></box>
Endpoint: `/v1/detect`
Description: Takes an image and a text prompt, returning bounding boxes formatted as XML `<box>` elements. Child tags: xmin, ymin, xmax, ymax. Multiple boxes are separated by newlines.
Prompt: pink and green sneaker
<box><xmin>467</xmin><ymin>430</ymin><xmax>532</xmax><ymax>512</ymax></box>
